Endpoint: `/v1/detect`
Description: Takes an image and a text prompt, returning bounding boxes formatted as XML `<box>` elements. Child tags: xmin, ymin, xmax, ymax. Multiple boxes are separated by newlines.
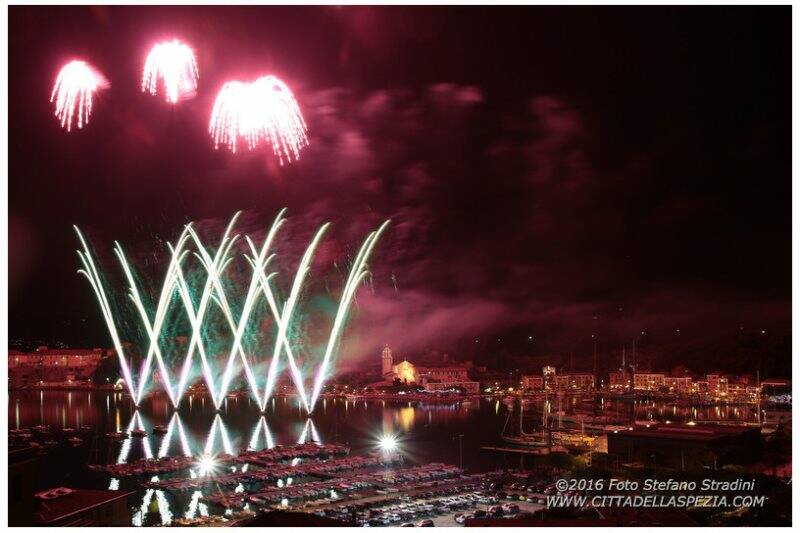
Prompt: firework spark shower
<box><xmin>209</xmin><ymin>75</ymin><xmax>308</xmax><ymax>162</ymax></box>
<box><xmin>74</xmin><ymin>211</ymin><xmax>389</xmax><ymax>413</ymax></box>
<box><xmin>50</xmin><ymin>60</ymin><xmax>108</xmax><ymax>131</ymax></box>
<box><xmin>141</xmin><ymin>39</ymin><xmax>199</xmax><ymax>104</ymax></box>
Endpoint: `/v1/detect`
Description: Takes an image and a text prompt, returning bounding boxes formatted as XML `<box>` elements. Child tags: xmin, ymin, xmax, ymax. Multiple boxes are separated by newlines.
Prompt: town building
<box><xmin>663</xmin><ymin>376</ymin><xmax>692</xmax><ymax>393</ymax></box>
<box><xmin>746</xmin><ymin>385</ymin><xmax>762</xmax><ymax>397</ymax></box>
<box><xmin>521</xmin><ymin>375</ymin><xmax>544</xmax><ymax>390</ymax></box>
<box><xmin>554</xmin><ymin>373</ymin><xmax>595</xmax><ymax>390</ymax></box>
<box><xmin>423</xmin><ymin>381</ymin><xmax>481</xmax><ymax>394</ymax></box>
<box><xmin>9</xmin><ymin>347</ymin><xmax>106</xmax><ymax>387</ymax></box>
<box><xmin>633</xmin><ymin>372</ymin><xmax>665</xmax><ymax>391</ymax></box>
<box><xmin>379</xmin><ymin>346</ymin><xmax>477</xmax><ymax>392</ymax></box>
<box><xmin>727</xmin><ymin>383</ymin><xmax>746</xmax><ymax>397</ymax></box>
<box><xmin>419</xmin><ymin>367</ymin><xmax>470</xmax><ymax>383</ymax></box>
<box><xmin>706</xmin><ymin>374</ymin><xmax>729</xmax><ymax>394</ymax></box>
<box><xmin>608</xmin><ymin>370</ymin><xmax>629</xmax><ymax>390</ymax></box>
<box><xmin>381</xmin><ymin>345</ymin><xmax>393</xmax><ymax>377</ymax></box>
<box><xmin>542</xmin><ymin>366</ymin><xmax>556</xmax><ymax>390</ymax></box>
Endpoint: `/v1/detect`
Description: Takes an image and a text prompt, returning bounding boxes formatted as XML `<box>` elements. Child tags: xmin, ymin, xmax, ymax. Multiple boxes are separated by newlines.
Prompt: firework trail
<box><xmin>75</xmin><ymin>211</ymin><xmax>388</xmax><ymax>411</ymax></box>
<box><xmin>141</xmin><ymin>39</ymin><xmax>199</xmax><ymax>104</ymax></box>
<box><xmin>309</xmin><ymin>220</ymin><xmax>391</xmax><ymax>412</ymax></box>
<box><xmin>51</xmin><ymin>60</ymin><xmax>108</xmax><ymax>131</ymax></box>
<box><xmin>209</xmin><ymin>75</ymin><xmax>308</xmax><ymax>163</ymax></box>
<box><xmin>259</xmin><ymin>223</ymin><xmax>329</xmax><ymax>412</ymax></box>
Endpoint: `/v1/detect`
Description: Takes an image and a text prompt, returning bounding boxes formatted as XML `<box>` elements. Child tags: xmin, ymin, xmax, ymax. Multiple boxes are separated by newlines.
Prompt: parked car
<box><xmin>488</xmin><ymin>505</ymin><xmax>504</xmax><ymax>517</ymax></box>
<box><xmin>502</xmin><ymin>504</ymin><xmax>520</xmax><ymax>515</ymax></box>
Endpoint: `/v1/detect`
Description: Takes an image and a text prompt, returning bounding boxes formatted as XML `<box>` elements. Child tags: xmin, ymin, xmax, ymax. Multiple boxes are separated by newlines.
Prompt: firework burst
<box><xmin>141</xmin><ymin>39</ymin><xmax>199</xmax><ymax>104</ymax></box>
<box><xmin>50</xmin><ymin>60</ymin><xmax>108</xmax><ymax>131</ymax></box>
<box><xmin>209</xmin><ymin>75</ymin><xmax>308</xmax><ymax>163</ymax></box>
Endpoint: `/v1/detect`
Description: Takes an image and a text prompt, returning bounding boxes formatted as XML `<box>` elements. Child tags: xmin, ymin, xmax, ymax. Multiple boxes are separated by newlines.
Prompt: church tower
<box><xmin>381</xmin><ymin>345</ymin><xmax>393</xmax><ymax>377</ymax></box>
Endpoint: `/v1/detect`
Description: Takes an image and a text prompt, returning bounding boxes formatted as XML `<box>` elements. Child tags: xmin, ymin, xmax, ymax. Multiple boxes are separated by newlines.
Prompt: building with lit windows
<box><xmin>380</xmin><ymin>346</ymin><xmax>473</xmax><ymax>388</ymax></box>
<box><xmin>9</xmin><ymin>347</ymin><xmax>106</xmax><ymax>387</ymax></box>
<box><xmin>554</xmin><ymin>373</ymin><xmax>595</xmax><ymax>390</ymax></box>
<box><xmin>608</xmin><ymin>370</ymin><xmax>629</xmax><ymax>390</ymax></box>
<box><xmin>424</xmin><ymin>381</ymin><xmax>481</xmax><ymax>394</ymax></box>
<box><xmin>664</xmin><ymin>376</ymin><xmax>692</xmax><ymax>393</ymax></box>
<box><xmin>633</xmin><ymin>372</ymin><xmax>665</xmax><ymax>391</ymax></box>
<box><xmin>542</xmin><ymin>366</ymin><xmax>556</xmax><ymax>390</ymax></box>
<box><xmin>706</xmin><ymin>374</ymin><xmax>729</xmax><ymax>395</ymax></box>
<box><xmin>521</xmin><ymin>375</ymin><xmax>544</xmax><ymax>390</ymax></box>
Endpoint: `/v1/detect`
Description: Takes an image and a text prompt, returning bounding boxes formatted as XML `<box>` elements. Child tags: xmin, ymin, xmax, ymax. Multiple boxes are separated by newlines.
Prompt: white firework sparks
<box><xmin>209</xmin><ymin>75</ymin><xmax>308</xmax><ymax>164</ymax></box>
<box><xmin>50</xmin><ymin>60</ymin><xmax>108</xmax><ymax>131</ymax></box>
<box><xmin>141</xmin><ymin>39</ymin><xmax>199</xmax><ymax>104</ymax></box>
<box><xmin>74</xmin><ymin>211</ymin><xmax>389</xmax><ymax>411</ymax></box>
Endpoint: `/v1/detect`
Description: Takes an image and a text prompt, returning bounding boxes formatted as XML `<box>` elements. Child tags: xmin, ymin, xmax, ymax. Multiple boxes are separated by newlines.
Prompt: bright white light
<box><xmin>209</xmin><ymin>75</ymin><xmax>308</xmax><ymax>163</ymax></box>
<box><xmin>142</xmin><ymin>39</ymin><xmax>198</xmax><ymax>104</ymax></box>
<box><xmin>197</xmin><ymin>454</ymin><xmax>217</xmax><ymax>476</ymax></box>
<box><xmin>51</xmin><ymin>60</ymin><xmax>108</xmax><ymax>131</ymax></box>
<box><xmin>379</xmin><ymin>434</ymin><xmax>398</xmax><ymax>453</ymax></box>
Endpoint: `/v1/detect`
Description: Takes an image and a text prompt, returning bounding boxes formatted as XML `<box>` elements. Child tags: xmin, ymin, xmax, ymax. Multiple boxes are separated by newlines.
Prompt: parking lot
<box><xmin>431</xmin><ymin>499</ymin><xmax>546</xmax><ymax>527</ymax></box>
<box><xmin>305</xmin><ymin>480</ymin><xmax>549</xmax><ymax>527</ymax></box>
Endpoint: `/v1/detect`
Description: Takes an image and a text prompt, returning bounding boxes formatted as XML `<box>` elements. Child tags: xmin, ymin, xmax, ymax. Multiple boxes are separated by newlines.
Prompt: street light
<box><xmin>197</xmin><ymin>454</ymin><xmax>217</xmax><ymax>476</ymax></box>
<box><xmin>379</xmin><ymin>434</ymin><xmax>398</xmax><ymax>453</ymax></box>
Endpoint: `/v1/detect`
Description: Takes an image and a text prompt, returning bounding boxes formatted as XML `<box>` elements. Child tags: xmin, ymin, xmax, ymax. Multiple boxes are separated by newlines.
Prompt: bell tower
<box><xmin>381</xmin><ymin>345</ymin><xmax>393</xmax><ymax>377</ymax></box>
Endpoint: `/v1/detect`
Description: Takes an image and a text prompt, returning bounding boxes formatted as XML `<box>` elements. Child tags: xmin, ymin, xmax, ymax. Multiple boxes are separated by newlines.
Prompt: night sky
<box><xmin>8</xmin><ymin>6</ymin><xmax>791</xmax><ymax>376</ymax></box>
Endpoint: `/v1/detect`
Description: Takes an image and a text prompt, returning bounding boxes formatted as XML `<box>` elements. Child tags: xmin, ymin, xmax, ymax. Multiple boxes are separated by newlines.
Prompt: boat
<box><xmin>584</xmin><ymin>423</ymin><xmax>630</xmax><ymax>434</ymax></box>
<box><xmin>68</xmin><ymin>437</ymin><xmax>82</xmax><ymax>446</ymax></box>
<box><xmin>130</xmin><ymin>429</ymin><xmax>148</xmax><ymax>438</ymax></box>
<box><xmin>551</xmin><ymin>431</ymin><xmax>595</xmax><ymax>453</ymax></box>
<box><xmin>500</xmin><ymin>397</ymin><xmax>551</xmax><ymax>447</ymax></box>
<box><xmin>501</xmin><ymin>434</ymin><xmax>549</xmax><ymax>447</ymax></box>
<box><xmin>35</xmin><ymin>487</ymin><xmax>75</xmax><ymax>500</ymax></box>
<box><xmin>107</xmin><ymin>431</ymin><xmax>128</xmax><ymax>440</ymax></box>
<box><xmin>152</xmin><ymin>425</ymin><xmax>169</xmax><ymax>435</ymax></box>
<box><xmin>549</xmin><ymin>409</ymin><xmax>630</xmax><ymax>434</ymax></box>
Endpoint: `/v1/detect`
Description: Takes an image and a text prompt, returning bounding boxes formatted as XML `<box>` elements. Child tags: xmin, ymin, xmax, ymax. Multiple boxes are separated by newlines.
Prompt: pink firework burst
<box><xmin>209</xmin><ymin>75</ymin><xmax>308</xmax><ymax>164</ymax></box>
<box><xmin>141</xmin><ymin>39</ymin><xmax>199</xmax><ymax>104</ymax></box>
<box><xmin>50</xmin><ymin>60</ymin><xmax>109</xmax><ymax>132</ymax></box>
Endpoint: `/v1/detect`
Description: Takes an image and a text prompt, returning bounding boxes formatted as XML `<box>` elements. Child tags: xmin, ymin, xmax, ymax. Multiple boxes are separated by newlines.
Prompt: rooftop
<box><xmin>36</xmin><ymin>488</ymin><xmax>135</xmax><ymax>525</ymax></box>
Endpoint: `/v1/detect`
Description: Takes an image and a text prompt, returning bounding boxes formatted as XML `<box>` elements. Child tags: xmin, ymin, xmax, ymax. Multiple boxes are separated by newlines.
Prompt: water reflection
<box><xmin>8</xmin><ymin>390</ymin><xmax>765</xmax><ymax>526</ymax></box>
<box><xmin>120</xmin><ymin>411</ymin><xmax>323</xmax><ymax>525</ymax></box>
<box><xmin>248</xmin><ymin>417</ymin><xmax>274</xmax><ymax>451</ymax></box>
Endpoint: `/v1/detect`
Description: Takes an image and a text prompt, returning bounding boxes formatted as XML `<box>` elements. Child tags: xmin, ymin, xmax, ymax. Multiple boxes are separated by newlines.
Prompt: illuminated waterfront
<box><xmin>10</xmin><ymin>390</ymin><xmax>769</xmax><ymax>520</ymax></box>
